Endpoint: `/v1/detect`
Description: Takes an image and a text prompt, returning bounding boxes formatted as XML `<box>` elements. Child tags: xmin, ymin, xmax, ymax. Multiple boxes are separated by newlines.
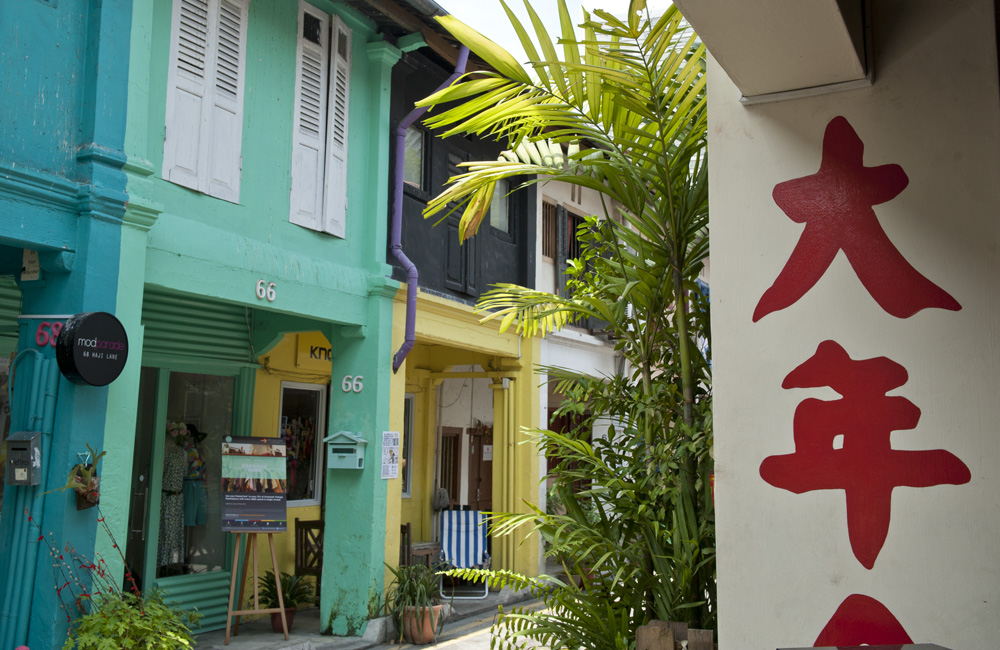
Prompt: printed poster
<box><xmin>221</xmin><ymin>436</ymin><xmax>287</xmax><ymax>532</ymax></box>
<box><xmin>381</xmin><ymin>431</ymin><xmax>399</xmax><ymax>480</ymax></box>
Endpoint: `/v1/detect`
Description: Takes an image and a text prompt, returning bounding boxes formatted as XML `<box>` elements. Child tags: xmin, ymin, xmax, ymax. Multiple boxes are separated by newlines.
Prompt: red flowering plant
<box><xmin>28</xmin><ymin>506</ymin><xmax>201</xmax><ymax>649</ymax></box>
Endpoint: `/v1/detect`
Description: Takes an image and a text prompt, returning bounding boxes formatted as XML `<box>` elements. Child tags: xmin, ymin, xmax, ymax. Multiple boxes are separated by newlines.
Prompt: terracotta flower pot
<box><xmin>401</xmin><ymin>604</ymin><xmax>443</xmax><ymax>644</ymax></box>
<box><xmin>270</xmin><ymin>607</ymin><xmax>296</xmax><ymax>633</ymax></box>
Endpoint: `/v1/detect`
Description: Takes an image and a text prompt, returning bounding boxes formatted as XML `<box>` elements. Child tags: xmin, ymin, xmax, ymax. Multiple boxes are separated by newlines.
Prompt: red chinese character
<box><xmin>815</xmin><ymin>594</ymin><xmax>913</xmax><ymax>646</ymax></box>
<box><xmin>759</xmin><ymin>340</ymin><xmax>971</xmax><ymax>569</ymax></box>
<box><xmin>753</xmin><ymin>116</ymin><xmax>961</xmax><ymax>322</ymax></box>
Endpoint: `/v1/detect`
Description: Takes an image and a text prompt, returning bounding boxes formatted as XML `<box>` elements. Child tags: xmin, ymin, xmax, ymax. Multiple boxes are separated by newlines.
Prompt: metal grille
<box><xmin>330</xmin><ymin>27</ymin><xmax>350</xmax><ymax>149</ymax></box>
<box><xmin>299</xmin><ymin>47</ymin><xmax>324</xmax><ymax>137</ymax></box>
<box><xmin>177</xmin><ymin>0</ymin><xmax>209</xmax><ymax>79</ymax></box>
<box><xmin>0</xmin><ymin>276</ymin><xmax>21</xmax><ymax>351</ymax></box>
<box><xmin>567</xmin><ymin>210</ymin><xmax>585</xmax><ymax>261</ymax></box>
<box><xmin>542</xmin><ymin>201</ymin><xmax>557</xmax><ymax>258</ymax></box>
<box><xmin>440</xmin><ymin>431</ymin><xmax>460</xmax><ymax>506</ymax></box>
<box><xmin>215</xmin><ymin>0</ymin><xmax>241</xmax><ymax>99</ymax></box>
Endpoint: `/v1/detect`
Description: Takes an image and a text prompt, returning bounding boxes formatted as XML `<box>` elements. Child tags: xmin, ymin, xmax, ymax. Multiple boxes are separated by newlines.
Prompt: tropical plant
<box><xmin>383</xmin><ymin>563</ymin><xmax>444</xmax><ymax>642</ymax></box>
<box><xmin>43</xmin><ymin>443</ymin><xmax>106</xmax><ymax>509</ymax></box>
<box><xmin>258</xmin><ymin>571</ymin><xmax>314</xmax><ymax>609</ymax></box>
<box><xmin>29</xmin><ymin>506</ymin><xmax>201</xmax><ymax>650</ymax></box>
<box><xmin>63</xmin><ymin>589</ymin><xmax>201</xmax><ymax>650</ymax></box>
<box><xmin>417</xmin><ymin>0</ymin><xmax>714</xmax><ymax>645</ymax></box>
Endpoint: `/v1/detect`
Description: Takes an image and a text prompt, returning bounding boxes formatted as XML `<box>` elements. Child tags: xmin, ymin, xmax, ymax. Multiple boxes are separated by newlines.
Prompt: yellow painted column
<box><xmin>383</xmin><ymin>305</ymin><xmax>407</xmax><ymax>586</ymax></box>
<box><xmin>490</xmin><ymin>378</ymin><xmax>512</xmax><ymax>571</ymax></box>
<box><xmin>509</xmin><ymin>339</ymin><xmax>541</xmax><ymax>577</ymax></box>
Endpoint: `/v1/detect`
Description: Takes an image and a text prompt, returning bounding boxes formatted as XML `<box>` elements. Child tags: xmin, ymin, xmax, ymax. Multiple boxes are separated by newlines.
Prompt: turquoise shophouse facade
<box><xmin>0</xmin><ymin>0</ymin><xmax>432</xmax><ymax>644</ymax></box>
<box><xmin>0</xmin><ymin>1</ymin><xmax>133</xmax><ymax>648</ymax></box>
<box><xmin>117</xmin><ymin>0</ymin><xmax>402</xmax><ymax>636</ymax></box>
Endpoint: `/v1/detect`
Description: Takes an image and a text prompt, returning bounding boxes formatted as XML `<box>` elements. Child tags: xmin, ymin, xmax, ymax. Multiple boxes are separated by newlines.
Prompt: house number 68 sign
<box><xmin>342</xmin><ymin>376</ymin><xmax>364</xmax><ymax>393</ymax></box>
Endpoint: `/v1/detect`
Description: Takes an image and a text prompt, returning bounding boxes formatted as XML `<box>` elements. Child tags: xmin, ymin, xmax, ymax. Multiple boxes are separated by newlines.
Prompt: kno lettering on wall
<box><xmin>295</xmin><ymin>333</ymin><xmax>333</xmax><ymax>370</ymax></box>
<box><xmin>310</xmin><ymin>346</ymin><xmax>331</xmax><ymax>361</ymax></box>
<box><xmin>755</xmin><ymin>116</ymin><xmax>969</xmax><ymax>645</ymax></box>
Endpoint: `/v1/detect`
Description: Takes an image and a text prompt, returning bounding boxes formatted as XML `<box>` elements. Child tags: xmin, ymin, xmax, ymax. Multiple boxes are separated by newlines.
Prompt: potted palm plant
<box><xmin>258</xmin><ymin>571</ymin><xmax>314</xmax><ymax>633</ymax></box>
<box><xmin>385</xmin><ymin>563</ymin><xmax>444</xmax><ymax>644</ymax></box>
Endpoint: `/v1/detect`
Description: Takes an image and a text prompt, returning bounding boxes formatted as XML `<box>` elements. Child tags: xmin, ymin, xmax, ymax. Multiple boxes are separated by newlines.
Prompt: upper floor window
<box><xmin>489</xmin><ymin>178</ymin><xmax>510</xmax><ymax>234</ymax></box>
<box><xmin>163</xmin><ymin>0</ymin><xmax>249</xmax><ymax>203</ymax></box>
<box><xmin>403</xmin><ymin>126</ymin><xmax>425</xmax><ymax>191</ymax></box>
<box><xmin>289</xmin><ymin>0</ymin><xmax>352</xmax><ymax>238</ymax></box>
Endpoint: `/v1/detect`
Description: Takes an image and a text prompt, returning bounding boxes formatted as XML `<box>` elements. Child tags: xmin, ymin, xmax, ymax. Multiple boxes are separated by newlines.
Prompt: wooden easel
<box><xmin>225</xmin><ymin>532</ymin><xmax>287</xmax><ymax>644</ymax></box>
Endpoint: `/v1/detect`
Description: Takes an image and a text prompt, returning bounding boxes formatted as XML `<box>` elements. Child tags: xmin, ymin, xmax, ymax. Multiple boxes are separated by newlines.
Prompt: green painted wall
<box><xmin>115</xmin><ymin>0</ymin><xmax>402</xmax><ymax>635</ymax></box>
<box><xmin>127</xmin><ymin>0</ymin><xmax>394</xmax><ymax>323</ymax></box>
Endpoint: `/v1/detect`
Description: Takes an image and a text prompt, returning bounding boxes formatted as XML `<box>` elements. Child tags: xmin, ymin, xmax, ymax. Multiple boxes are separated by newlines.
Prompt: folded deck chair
<box><xmin>439</xmin><ymin>509</ymin><xmax>490</xmax><ymax>599</ymax></box>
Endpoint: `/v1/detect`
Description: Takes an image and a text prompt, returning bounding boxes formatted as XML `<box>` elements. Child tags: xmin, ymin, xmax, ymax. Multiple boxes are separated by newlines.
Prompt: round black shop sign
<box><xmin>56</xmin><ymin>312</ymin><xmax>129</xmax><ymax>386</ymax></box>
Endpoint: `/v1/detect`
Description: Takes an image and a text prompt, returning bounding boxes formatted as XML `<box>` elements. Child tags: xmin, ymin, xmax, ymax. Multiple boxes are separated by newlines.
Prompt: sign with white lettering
<box><xmin>55</xmin><ymin>312</ymin><xmax>129</xmax><ymax>386</ymax></box>
<box><xmin>221</xmin><ymin>436</ymin><xmax>287</xmax><ymax>532</ymax></box>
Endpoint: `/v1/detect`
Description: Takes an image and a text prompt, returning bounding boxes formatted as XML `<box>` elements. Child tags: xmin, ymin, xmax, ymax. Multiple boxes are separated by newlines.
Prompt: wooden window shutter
<box><xmin>322</xmin><ymin>16</ymin><xmax>351</xmax><ymax>238</ymax></box>
<box><xmin>163</xmin><ymin>0</ymin><xmax>247</xmax><ymax>203</ymax></box>
<box><xmin>163</xmin><ymin>0</ymin><xmax>211</xmax><ymax>191</ymax></box>
<box><xmin>205</xmin><ymin>0</ymin><xmax>248</xmax><ymax>203</ymax></box>
<box><xmin>289</xmin><ymin>1</ymin><xmax>330</xmax><ymax>231</ymax></box>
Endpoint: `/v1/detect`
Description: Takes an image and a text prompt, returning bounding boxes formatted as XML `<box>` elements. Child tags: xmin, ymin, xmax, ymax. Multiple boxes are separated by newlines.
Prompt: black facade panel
<box><xmin>389</xmin><ymin>51</ymin><xmax>536</xmax><ymax>305</ymax></box>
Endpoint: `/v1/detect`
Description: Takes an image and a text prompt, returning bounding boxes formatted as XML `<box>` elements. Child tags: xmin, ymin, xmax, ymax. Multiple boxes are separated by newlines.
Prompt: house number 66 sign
<box><xmin>255</xmin><ymin>279</ymin><xmax>276</xmax><ymax>302</ymax></box>
<box><xmin>342</xmin><ymin>376</ymin><xmax>364</xmax><ymax>393</ymax></box>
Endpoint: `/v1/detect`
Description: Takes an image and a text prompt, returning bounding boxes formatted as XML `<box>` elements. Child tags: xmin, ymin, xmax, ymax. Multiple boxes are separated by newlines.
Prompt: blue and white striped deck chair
<box><xmin>438</xmin><ymin>509</ymin><xmax>490</xmax><ymax>599</ymax></box>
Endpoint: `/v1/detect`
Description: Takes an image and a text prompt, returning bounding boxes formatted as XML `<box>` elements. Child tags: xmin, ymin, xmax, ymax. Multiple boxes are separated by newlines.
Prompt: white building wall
<box><xmin>710</xmin><ymin>1</ymin><xmax>1000</xmax><ymax>648</ymax></box>
<box><xmin>437</xmin><ymin>366</ymin><xmax>494</xmax><ymax>505</ymax></box>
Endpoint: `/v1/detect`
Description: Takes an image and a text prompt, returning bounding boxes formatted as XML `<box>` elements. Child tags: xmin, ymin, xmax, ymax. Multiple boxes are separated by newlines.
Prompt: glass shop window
<box><xmin>158</xmin><ymin>372</ymin><xmax>235</xmax><ymax>578</ymax></box>
<box><xmin>279</xmin><ymin>382</ymin><xmax>327</xmax><ymax>506</ymax></box>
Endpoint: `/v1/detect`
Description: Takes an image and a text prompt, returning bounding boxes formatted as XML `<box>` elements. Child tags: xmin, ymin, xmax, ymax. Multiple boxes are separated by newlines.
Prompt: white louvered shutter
<box><xmin>205</xmin><ymin>0</ymin><xmax>248</xmax><ymax>203</ymax></box>
<box><xmin>163</xmin><ymin>0</ymin><xmax>211</xmax><ymax>191</ymax></box>
<box><xmin>322</xmin><ymin>16</ymin><xmax>351</xmax><ymax>238</ymax></box>
<box><xmin>289</xmin><ymin>1</ymin><xmax>330</xmax><ymax>231</ymax></box>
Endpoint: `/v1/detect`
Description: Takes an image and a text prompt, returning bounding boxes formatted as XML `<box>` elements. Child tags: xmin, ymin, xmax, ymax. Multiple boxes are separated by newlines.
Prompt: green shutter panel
<box><xmin>141</xmin><ymin>290</ymin><xmax>253</xmax><ymax>363</ymax></box>
<box><xmin>0</xmin><ymin>277</ymin><xmax>22</xmax><ymax>354</ymax></box>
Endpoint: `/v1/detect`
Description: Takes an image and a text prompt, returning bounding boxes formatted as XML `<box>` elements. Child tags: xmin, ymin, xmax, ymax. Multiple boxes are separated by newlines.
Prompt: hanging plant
<box><xmin>43</xmin><ymin>443</ymin><xmax>106</xmax><ymax>510</ymax></box>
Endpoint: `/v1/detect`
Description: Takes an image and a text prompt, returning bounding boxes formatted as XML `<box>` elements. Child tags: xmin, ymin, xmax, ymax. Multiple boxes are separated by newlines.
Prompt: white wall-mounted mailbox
<box><xmin>323</xmin><ymin>431</ymin><xmax>367</xmax><ymax>470</ymax></box>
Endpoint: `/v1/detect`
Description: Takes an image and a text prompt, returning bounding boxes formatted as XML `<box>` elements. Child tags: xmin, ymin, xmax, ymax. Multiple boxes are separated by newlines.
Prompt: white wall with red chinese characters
<box><xmin>708</xmin><ymin>1</ymin><xmax>1000</xmax><ymax>648</ymax></box>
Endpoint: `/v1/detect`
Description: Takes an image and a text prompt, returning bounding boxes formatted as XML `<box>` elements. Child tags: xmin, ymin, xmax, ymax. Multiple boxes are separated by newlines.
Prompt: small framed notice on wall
<box><xmin>381</xmin><ymin>431</ymin><xmax>399</xmax><ymax>480</ymax></box>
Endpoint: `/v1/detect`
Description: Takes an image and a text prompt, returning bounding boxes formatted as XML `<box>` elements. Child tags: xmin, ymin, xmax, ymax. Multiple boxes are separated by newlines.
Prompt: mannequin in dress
<box><xmin>158</xmin><ymin>422</ymin><xmax>188</xmax><ymax>575</ymax></box>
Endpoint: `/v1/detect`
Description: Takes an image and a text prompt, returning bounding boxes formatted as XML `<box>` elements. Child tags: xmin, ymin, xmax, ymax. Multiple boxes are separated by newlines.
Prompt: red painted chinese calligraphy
<box><xmin>759</xmin><ymin>340</ymin><xmax>971</xmax><ymax>569</ymax></box>
<box><xmin>814</xmin><ymin>594</ymin><xmax>912</xmax><ymax>647</ymax></box>
<box><xmin>753</xmin><ymin>116</ymin><xmax>961</xmax><ymax>322</ymax></box>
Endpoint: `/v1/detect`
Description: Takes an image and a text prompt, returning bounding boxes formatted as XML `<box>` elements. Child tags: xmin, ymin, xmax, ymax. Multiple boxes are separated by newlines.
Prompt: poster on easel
<box><xmin>221</xmin><ymin>436</ymin><xmax>287</xmax><ymax>532</ymax></box>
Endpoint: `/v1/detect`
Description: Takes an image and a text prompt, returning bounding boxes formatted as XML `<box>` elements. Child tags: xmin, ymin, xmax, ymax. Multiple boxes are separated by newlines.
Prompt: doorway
<box><xmin>125</xmin><ymin>367</ymin><xmax>241</xmax><ymax>630</ymax></box>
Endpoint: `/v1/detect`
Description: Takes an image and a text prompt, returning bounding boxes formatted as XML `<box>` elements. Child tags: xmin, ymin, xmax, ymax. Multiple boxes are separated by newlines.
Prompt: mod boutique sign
<box><xmin>55</xmin><ymin>312</ymin><xmax>129</xmax><ymax>386</ymax></box>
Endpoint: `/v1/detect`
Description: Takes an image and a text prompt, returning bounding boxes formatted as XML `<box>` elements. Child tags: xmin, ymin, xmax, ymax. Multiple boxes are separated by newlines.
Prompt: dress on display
<box><xmin>158</xmin><ymin>443</ymin><xmax>186</xmax><ymax>567</ymax></box>
<box><xmin>183</xmin><ymin>438</ymin><xmax>207</xmax><ymax>526</ymax></box>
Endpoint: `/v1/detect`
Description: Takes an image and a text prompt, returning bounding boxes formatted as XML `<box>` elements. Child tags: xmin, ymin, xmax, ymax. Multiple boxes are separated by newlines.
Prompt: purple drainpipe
<box><xmin>391</xmin><ymin>44</ymin><xmax>470</xmax><ymax>373</ymax></box>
